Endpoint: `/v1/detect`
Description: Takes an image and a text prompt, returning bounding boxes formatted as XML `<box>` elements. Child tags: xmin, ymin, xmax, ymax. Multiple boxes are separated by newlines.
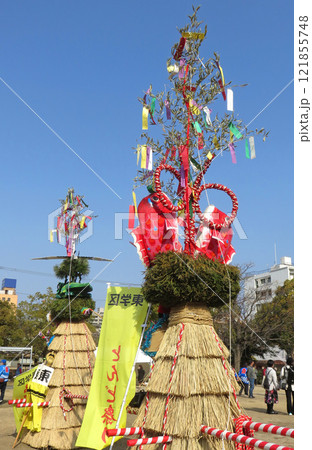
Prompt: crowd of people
<box><xmin>236</xmin><ymin>357</ymin><xmax>294</xmax><ymax>415</ymax></box>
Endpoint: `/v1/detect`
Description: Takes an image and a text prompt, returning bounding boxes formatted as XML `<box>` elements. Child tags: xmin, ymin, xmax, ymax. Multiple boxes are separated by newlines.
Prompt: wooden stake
<box><xmin>12</xmin><ymin>407</ymin><xmax>31</xmax><ymax>448</ymax></box>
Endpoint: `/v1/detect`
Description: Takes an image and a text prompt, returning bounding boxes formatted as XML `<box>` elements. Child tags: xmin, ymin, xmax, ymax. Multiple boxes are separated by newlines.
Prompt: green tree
<box><xmin>16</xmin><ymin>288</ymin><xmax>56</xmax><ymax>360</ymax></box>
<box><xmin>214</xmin><ymin>275</ymin><xmax>294</xmax><ymax>370</ymax></box>
<box><xmin>253</xmin><ymin>279</ymin><xmax>294</xmax><ymax>356</ymax></box>
<box><xmin>213</xmin><ymin>263</ymin><xmax>259</xmax><ymax>370</ymax></box>
<box><xmin>0</xmin><ymin>301</ymin><xmax>23</xmax><ymax>347</ymax></box>
<box><xmin>53</xmin><ymin>258</ymin><xmax>90</xmax><ymax>283</ymax></box>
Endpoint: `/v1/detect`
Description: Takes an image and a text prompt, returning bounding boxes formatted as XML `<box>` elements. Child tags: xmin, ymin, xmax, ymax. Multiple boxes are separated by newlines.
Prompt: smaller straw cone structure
<box><xmin>134</xmin><ymin>303</ymin><xmax>242</xmax><ymax>449</ymax></box>
<box><xmin>22</xmin><ymin>321</ymin><xmax>96</xmax><ymax>450</ymax></box>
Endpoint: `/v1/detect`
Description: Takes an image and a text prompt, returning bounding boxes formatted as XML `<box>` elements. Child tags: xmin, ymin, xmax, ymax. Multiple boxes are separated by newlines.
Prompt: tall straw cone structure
<box><xmin>22</xmin><ymin>321</ymin><xmax>96</xmax><ymax>450</ymax></box>
<box><xmin>134</xmin><ymin>303</ymin><xmax>242</xmax><ymax>449</ymax></box>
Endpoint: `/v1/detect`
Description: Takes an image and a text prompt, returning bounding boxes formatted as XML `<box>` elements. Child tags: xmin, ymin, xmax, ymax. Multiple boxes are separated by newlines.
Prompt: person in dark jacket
<box><xmin>15</xmin><ymin>363</ymin><xmax>22</xmax><ymax>377</ymax></box>
<box><xmin>0</xmin><ymin>359</ymin><xmax>10</xmax><ymax>404</ymax></box>
<box><xmin>247</xmin><ymin>361</ymin><xmax>256</xmax><ymax>398</ymax></box>
<box><xmin>280</xmin><ymin>356</ymin><xmax>294</xmax><ymax>415</ymax></box>
<box><xmin>137</xmin><ymin>365</ymin><xmax>145</xmax><ymax>384</ymax></box>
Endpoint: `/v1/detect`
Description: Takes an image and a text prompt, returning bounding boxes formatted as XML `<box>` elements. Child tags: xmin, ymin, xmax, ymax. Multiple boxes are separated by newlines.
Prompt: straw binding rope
<box><xmin>162</xmin><ymin>322</ymin><xmax>185</xmax><ymax>449</ymax></box>
<box><xmin>210</xmin><ymin>326</ymin><xmax>241</xmax><ymax>413</ymax></box>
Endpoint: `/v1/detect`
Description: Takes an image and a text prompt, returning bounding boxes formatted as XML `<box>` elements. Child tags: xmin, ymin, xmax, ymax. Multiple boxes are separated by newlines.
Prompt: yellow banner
<box><xmin>13</xmin><ymin>366</ymin><xmax>38</xmax><ymax>431</ymax></box>
<box><xmin>76</xmin><ymin>287</ymin><xmax>148</xmax><ymax>449</ymax></box>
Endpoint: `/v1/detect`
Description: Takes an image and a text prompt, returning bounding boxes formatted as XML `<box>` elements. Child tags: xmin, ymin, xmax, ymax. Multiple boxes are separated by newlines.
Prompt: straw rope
<box><xmin>169</xmin><ymin>303</ymin><xmax>213</xmax><ymax>326</ymax></box>
<box><xmin>162</xmin><ymin>323</ymin><xmax>185</xmax><ymax>449</ymax></box>
<box><xmin>210</xmin><ymin>326</ymin><xmax>241</xmax><ymax>413</ymax></box>
<box><xmin>140</xmin><ymin>362</ymin><xmax>156</xmax><ymax>449</ymax></box>
<box><xmin>82</xmin><ymin>322</ymin><xmax>93</xmax><ymax>378</ymax></box>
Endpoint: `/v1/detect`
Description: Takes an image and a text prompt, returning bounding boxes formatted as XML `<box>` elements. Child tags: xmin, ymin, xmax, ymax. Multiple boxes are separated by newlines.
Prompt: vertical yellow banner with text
<box><xmin>76</xmin><ymin>287</ymin><xmax>148</xmax><ymax>449</ymax></box>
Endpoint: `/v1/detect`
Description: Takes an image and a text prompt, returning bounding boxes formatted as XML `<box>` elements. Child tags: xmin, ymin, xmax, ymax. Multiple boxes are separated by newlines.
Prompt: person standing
<box><xmin>280</xmin><ymin>356</ymin><xmax>294</xmax><ymax>415</ymax></box>
<box><xmin>261</xmin><ymin>366</ymin><xmax>266</xmax><ymax>386</ymax></box>
<box><xmin>137</xmin><ymin>364</ymin><xmax>145</xmax><ymax>384</ymax></box>
<box><xmin>15</xmin><ymin>363</ymin><xmax>22</xmax><ymax>377</ymax></box>
<box><xmin>264</xmin><ymin>359</ymin><xmax>279</xmax><ymax>414</ymax></box>
<box><xmin>247</xmin><ymin>360</ymin><xmax>256</xmax><ymax>398</ymax></box>
<box><xmin>238</xmin><ymin>363</ymin><xmax>249</xmax><ymax>396</ymax></box>
<box><xmin>0</xmin><ymin>359</ymin><xmax>10</xmax><ymax>404</ymax></box>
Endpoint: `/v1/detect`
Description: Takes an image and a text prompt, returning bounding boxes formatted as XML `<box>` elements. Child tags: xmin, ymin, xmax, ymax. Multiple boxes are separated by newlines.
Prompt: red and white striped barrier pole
<box><xmin>8</xmin><ymin>399</ymin><xmax>27</xmax><ymax>405</ymax></box>
<box><xmin>201</xmin><ymin>425</ymin><xmax>294</xmax><ymax>450</ymax></box>
<box><xmin>242</xmin><ymin>421</ymin><xmax>294</xmax><ymax>439</ymax></box>
<box><xmin>106</xmin><ymin>427</ymin><xmax>143</xmax><ymax>437</ymax></box>
<box><xmin>127</xmin><ymin>435</ymin><xmax>172</xmax><ymax>447</ymax></box>
<box><xmin>15</xmin><ymin>402</ymin><xmax>50</xmax><ymax>408</ymax></box>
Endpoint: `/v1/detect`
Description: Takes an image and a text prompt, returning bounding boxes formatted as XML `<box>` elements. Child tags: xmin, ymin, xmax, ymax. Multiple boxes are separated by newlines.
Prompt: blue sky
<box><xmin>0</xmin><ymin>1</ymin><xmax>293</xmax><ymax>309</ymax></box>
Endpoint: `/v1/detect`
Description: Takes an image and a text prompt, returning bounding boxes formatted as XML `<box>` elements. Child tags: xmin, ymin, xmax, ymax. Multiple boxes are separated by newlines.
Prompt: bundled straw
<box><xmin>22</xmin><ymin>321</ymin><xmax>95</xmax><ymax>449</ymax></box>
<box><xmin>134</xmin><ymin>303</ymin><xmax>242</xmax><ymax>449</ymax></box>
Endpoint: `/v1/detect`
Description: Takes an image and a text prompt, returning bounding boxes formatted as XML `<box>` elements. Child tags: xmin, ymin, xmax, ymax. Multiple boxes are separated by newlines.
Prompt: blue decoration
<box><xmin>142</xmin><ymin>314</ymin><xmax>169</xmax><ymax>357</ymax></box>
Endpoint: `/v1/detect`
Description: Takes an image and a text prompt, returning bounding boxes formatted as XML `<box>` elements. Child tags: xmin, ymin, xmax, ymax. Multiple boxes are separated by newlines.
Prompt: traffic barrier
<box><xmin>242</xmin><ymin>421</ymin><xmax>294</xmax><ymax>438</ymax></box>
<box><xmin>106</xmin><ymin>427</ymin><xmax>142</xmax><ymax>437</ymax></box>
<box><xmin>127</xmin><ymin>435</ymin><xmax>172</xmax><ymax>446</ymax></box>
<box><xmin>201</xmin><ymin>425</ymin><xmax>294</xmax><ymax>450</ymax></box>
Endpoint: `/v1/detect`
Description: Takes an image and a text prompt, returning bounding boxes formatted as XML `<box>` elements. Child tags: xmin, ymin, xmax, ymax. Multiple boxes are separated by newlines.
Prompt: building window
<box><xmin>255</xmin><ymin>279</ymin><xmax>259</xmax><ymax>288</ymax></box>
<box><xmin>261</xmin><ymin>278</ymin><xmax>266</xmax><ymax>285</ymax></box>
<box><xmin>267</xmin><ymin>276</ymin><xmax>271</xmax><ymax>283</ymax></box>
<box><xmin>7</xmin><ymin>298</ymin><xmax>11</xmax><ymax>302</ymax></box>
<box><xmin>289</xmin><ymin>268</ymin><xmax>294</xmax><ymax>279</ymax></box>
<box><xmin>256</xmin><ymin>289</ymin><xmax>272</xmax><ymax>301</ymax></box>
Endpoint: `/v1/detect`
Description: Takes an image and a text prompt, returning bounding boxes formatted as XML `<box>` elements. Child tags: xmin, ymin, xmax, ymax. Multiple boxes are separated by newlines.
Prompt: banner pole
<box><xmin>109</xmin><ymin>302</ymin><xmax>152</xmax><ymax>449</ymax></box>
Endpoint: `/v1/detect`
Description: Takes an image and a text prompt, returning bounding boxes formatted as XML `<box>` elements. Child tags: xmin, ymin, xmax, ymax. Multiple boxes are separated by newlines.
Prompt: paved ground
<box><xmin>0</xmin><ymin>382</ymin><xmax>294</xmax><ymax>449</ymax></box>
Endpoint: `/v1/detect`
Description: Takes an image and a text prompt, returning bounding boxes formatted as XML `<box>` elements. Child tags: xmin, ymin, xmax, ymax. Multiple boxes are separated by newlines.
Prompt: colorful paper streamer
<box><xmin>229</xmin><ymin>143</ymin><xmax>237</xmax><ymax>164</ymax></box>
<box><xmin>229</xmin><ymin>122</ymin><xmax>243</xmax><ymax>139</ymax></box>
<box><xmin>140</xmin><ymin>145</ymin><xmax>147</xmax><ymax>169</ymax></box>
<box><xmin>132</xmin><ymin>191</ymin><xmax>138</xmax><ymax>217</ymax></box>
<box><xmin>227</xmin><ymin>88</ymin><xmax>233</xmax><ymax>111</ymax></box>
<box><xmin>146</xmin><ymin>146</ymin><xmax>153</xmax><ymax>170</ymax></box>
<box><xmin>165</xmin><ymin>100</ymin><xmax>171</xmax><ymax>119</ymax></box>
<box><xmin>245</xmin><ymin>139</ymin><xmax>250</xmax><ymax>159</ymax></box>
<box><xmin>142</xmin><ymin>106</ymin><xmax>149</xmax><ymax>130</ymax></box>
<box><xmin>213</xmin><ymin>136</ymin><xmax>220</xmax><ymax>149</ymax></box>
<box><xmin>249</xmin><ymin>136</ymin><xmax>256</xmax><ymax>159</ymax></box>
<box><xmin>150</xmin><ymin>98</ymin><xmax>156</xmax><ymax>115</ymax></box>
<box><xmin>193</xmin><ymin>121</ymin><xmax>202</xmax><ymax>134</ymax></box>
<box><xmin>203</xmin><ymin>106</ymin><xmax>212</xmax><ymax>126</ymax></box>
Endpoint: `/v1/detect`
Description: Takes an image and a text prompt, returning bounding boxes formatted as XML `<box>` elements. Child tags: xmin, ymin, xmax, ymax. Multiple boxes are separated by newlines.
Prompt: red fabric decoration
<box><xmin>195</xmin><ymin>205</ymin><xmax>235</xmax><ymax>264</ymax></box>
<box><xmin>218</xmin><ymin>78</ymin><xmax>226</xmax><ymax>100</ymax></box>
<box><xmin>128</xmin><ymin>205</ymin><xmax>135</xmax><ymax>230</ymax></box>
<box><xmin>174</xmin><ymin>37</ymin><xmax>186</xmax><ymax>60</ymax></box>
<box><xmin>131</xmin><ymin>193</ymin><xmax>182</xmax><ymax>266</ymax></box>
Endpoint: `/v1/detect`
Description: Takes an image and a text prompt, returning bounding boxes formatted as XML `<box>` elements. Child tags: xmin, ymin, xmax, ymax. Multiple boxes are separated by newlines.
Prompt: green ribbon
<box><xmin>150</xmin><ymin>98</ymin><xmax>156</xmax><ymax>115</ymax></box>
<box><xmin>193</xmin><ymin>121</ymin><xmax>202</xmax><ymax>134</ymax></box>
<box><xmin>245</xmin><ymin>138</ymin><xmax>250</xmax><ymax>159</ymax></box>
<box><xmin>229</xmin><ymin>122</ymin><xmax>242</xmax><ymax>139</ymax></box>
<box><xmin>147</xmin><ymin>185</ymin><xmax>155</xmax><ymax>194</ymax></box>
<box><xmin>190</xmin><ymin>157</ymin><xmax>201</xmax><ymax>171</ymax></box>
